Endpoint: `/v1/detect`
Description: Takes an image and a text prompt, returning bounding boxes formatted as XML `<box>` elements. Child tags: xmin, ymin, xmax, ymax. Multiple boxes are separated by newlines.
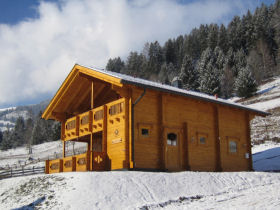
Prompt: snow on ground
<box><xmin>0</xmin><ymin>107</ymin><xmax>16</xmax><ymax>112</ymax></box>
<box><xmin>0</xmin><ymin>142</ymin><xmax>280</xmax><ymax>209</ymax></box>
<box><xmin>248</xmin><ymin>97</ymin><xmax>280</xmax><ymax>111</ymax></box>
<box><xmin>0</xmin><ymin>141</ymin><xmax>87</xmax><ymax>170</ymax></box>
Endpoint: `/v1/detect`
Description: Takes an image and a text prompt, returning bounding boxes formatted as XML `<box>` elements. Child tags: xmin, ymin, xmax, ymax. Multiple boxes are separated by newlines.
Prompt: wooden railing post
<box><xmin>72</xmin><ymin>156</ymin><xmax>76</xmax><ymax>172</ymax></box>
<box><xmin>45</xmin><ymin>160</ymin><xmax>50</xmax><ymax>174</ymax></box>
<box><xmin>59</xmin><ymin>159</ymin><xmax>63</xmax><ymax>172</ymax></box>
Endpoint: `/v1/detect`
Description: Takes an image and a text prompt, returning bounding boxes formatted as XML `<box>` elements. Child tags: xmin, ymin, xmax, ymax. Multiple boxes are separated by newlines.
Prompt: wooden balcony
<box><xmin>62</xmin><ymin>98</ymin><xmax>125</xmax><ymax>141</ymax></box>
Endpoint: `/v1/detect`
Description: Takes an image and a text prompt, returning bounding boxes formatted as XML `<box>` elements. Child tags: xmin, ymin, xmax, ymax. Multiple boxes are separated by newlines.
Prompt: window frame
<box><xmin>226</xmin><ymin>136</ymin><xmax>239</xmax><ymax>155</ymax></box>
<box><xmin>196</xmin><ymin>132</ymin><xmax>208</xmax><ymax>146</ymax></box>
<box><xmin>167</xmin><ymin>132</ymin><xmax>178</xmax><ymax>146</ymax></box>
<box><xmin>137</xmin><ymin>123</ymin><xmax>153</xmax><ymax>140</ymax></box>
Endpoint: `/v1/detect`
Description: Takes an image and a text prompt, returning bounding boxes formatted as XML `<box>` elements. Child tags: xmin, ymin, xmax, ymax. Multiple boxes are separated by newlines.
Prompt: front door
<box><xmin>165</xmin><ymin>128</ymin><xmax>180</xmax><ymax>171</ymax></box>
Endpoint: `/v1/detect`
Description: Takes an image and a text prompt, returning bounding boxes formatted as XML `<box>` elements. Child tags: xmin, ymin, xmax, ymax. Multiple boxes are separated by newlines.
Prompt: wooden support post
<box><xmin>245</xmin><ymin>113</ymin><xmax>253</xmax><ymax>171</ymax></box>
<box><xmin>62</xmin><ymin>140</ymin><xmax>65</xmax><ymax>158</ymax></box>
<box><xmin>125</xmin><ymin>96</ymin><xmax>130</xmax><ymax>169</ymax></box>
<box><xmin>103</xmin><ymin>105</ymin><xmax>108</xmax><ymax>170</ymax></box>
<box><xmin>91</xmin><ymin>81</ymin><xmax>94</xmax><ymax>109</ymax></box>
<box><xmin>128</xmin><ymin>89</ymin><xmax>133</xmax><ymax>169</ymax></box>
<box><xmin>90</xmin><ymin>133</ymin><xmax>93</xmax><ymax>171</ymax></box>
<box><xmin>214</xmin><ymin>106</ymin><xmax>222</xmax><ymax>172</ymax></box>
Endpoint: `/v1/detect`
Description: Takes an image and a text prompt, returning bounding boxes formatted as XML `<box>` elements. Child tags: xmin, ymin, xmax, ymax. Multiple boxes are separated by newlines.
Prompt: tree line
<box><xmin>0</xmin><ymin>112</ymin><xmax>60</xmax><ymax>151</ymax></box>
<box><xmin>106</xmin><ymin>1</ymin><xmax>280</xmax><ymax>98</ymax></box>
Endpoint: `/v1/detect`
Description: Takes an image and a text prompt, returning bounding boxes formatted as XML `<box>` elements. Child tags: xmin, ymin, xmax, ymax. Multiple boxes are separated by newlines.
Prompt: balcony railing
<box><xmin>45</xmin><ymin>151</ymin><xmax>107</xmax><ymax>174</ymax></box>
<box><xmin>62</xmin><ymin>98</ymin><xmax>125</xmax><ymax>141</ymax></box>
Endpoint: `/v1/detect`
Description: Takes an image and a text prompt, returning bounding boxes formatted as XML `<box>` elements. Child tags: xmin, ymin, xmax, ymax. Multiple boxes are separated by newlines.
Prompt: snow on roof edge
<box><xmin>78</xmin><ymin>64</ymin><xmax>269</xmax><ymax>116</ymax></box>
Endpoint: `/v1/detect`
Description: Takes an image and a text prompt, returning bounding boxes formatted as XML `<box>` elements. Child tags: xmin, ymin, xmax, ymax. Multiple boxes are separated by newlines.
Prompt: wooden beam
<box><xmin>91</xmin><ymin>81</ymin><xmax>94</xmax><ymax>109</ymax></box>
<box><xmin>78</xmin><ymin>68</ymin><xmax>123</xmax><ymax>87</ymax></box>
<box><xmin>52</xmin><ymin>112</ymin><xmax>67</xmax><ymax>122</ymax></box>
<box><xmin>245</xmin><ymin>112</ymin><xmax>253</xmax><ymax>171</ymax></box>
<box><xmin>90</xmin><ymin>134</ymin><xmax>93</xmax><ymax>171</ymax></box>
<box><xmin>213</xmin><ymin>105</ymin><xmax>222</xmax><ymax>172</ymax></box>
<box><xmin>128</xmin><ymin>88</ymin><xmax>133</xmax><ymax>169</ymax></box>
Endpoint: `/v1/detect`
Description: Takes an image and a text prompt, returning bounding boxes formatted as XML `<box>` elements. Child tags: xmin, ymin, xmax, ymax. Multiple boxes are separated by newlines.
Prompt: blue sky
<box><xmin>0</xmin><ymin>0</ymin><xmax>277</xmax><ymax>108</ymax></box>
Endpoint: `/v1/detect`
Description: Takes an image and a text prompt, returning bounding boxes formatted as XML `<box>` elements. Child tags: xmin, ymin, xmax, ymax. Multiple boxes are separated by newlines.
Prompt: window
<box><xmin>199</xmin><ymin>137</ymin><xmax>206</xmax><ymax>144</ymax></box>
<box><xmin>197</xmin><ymin>132</ymin><xmax>208</xmax><ymax>146</ymax></box>
<box><xmin>141</xmin><ymin>128</ymin><xmax>149</xmax><ymax>136</ymax></box>
<box><xmin>229</xmin><ymin>141</ymin><xmax>237</xmax><ymax>153</ymax></box>
<box><xmin>167</xmin><ymin>133</ymin><xmax>177</xmax><ymax>146</ymax></box>
<box><xmin>138</xmin><ymin>123</ymin><xmax>153</xmax><ymax>140</ymax></box>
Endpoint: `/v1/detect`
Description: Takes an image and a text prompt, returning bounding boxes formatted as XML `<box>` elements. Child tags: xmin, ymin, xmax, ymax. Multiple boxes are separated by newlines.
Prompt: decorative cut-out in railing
<box><xmin>94</xmin><ymin>110</ymin><xmax>104</xmax><ymax>121</ymax></box>
<box><xmin>66</xmin><ymin>119</ymin><xmax>76</xmax><ymax>130</ymax></box>
<box><xmin>109</xmin><ymin>102</ymin><xmax>124</xmax><ymax>116</ymax></box>
<box><xmin>81</xmin><ymin>115</ymin><xmax>89</xmax><ymax>125</ymax></box>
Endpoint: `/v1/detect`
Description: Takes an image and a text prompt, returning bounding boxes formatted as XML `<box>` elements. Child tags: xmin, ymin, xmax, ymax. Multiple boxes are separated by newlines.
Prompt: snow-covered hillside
<box><xmin>0</xmin><ymin>100</ymin><xmax>49</xmax><ymax>131</ymax></box>
<box><xmin>239</xmin><ymin>76</ymin><xmax>280</xmax><ymax>144</ymax></box>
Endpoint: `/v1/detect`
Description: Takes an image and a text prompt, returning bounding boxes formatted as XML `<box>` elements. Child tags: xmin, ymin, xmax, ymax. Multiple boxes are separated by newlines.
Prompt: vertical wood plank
<box><xmin>183</xmin><ymin>122</ymin><xmax>190</xmax><ymax>170</ymax></box>
<box><xmin>127</xmin><ymin>88</ymin><xmax>133</xmax><ymax>169</ymax></box>
<box><xmin>213</xmin><ymin>106</ymin><xmax>222</xmax><ymax>171</ymax></box>
<box><xmin>245</xmin><ymin>112</ymin><xmax>253</xmax><ymax>171</ymax></box>
<box><xmin>158</xmin><ymin>94</ymin><xmax>164</xmax><ymax>169</ymax></box>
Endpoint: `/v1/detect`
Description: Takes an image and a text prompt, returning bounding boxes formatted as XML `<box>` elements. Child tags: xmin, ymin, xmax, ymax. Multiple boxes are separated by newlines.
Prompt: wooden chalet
<box><xmin>43</xmin><ymin>64</ymin><xmax>268</xmax><ymax>173</ymax></box>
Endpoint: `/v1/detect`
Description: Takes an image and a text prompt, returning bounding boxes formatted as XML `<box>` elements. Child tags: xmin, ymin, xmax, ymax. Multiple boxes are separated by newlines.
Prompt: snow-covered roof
<box><xmin>79</xmin><ymin>64</ymin><xmax>269</xmax><ymax>116</ymax></box>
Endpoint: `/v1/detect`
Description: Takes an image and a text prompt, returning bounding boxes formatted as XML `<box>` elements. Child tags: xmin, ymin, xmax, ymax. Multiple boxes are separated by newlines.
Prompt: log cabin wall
<box><xmin>131</xmin><ymin>86</ymin><xmax>251</xmax><ymax>172</ymax></box>
<box><xmin>218</xmin><ymin>107</ymin><xmax>250</xmax><ymax>171</ymax></box>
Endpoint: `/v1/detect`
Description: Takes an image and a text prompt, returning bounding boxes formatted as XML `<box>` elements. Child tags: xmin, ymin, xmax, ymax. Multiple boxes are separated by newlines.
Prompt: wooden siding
<box><xmin>132</xmin><ymin>87</ymin><xmax>252</xmax><ymax>172</ymax></box>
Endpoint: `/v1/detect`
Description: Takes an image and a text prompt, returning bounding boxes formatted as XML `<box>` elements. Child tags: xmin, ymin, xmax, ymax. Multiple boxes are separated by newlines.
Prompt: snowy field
<box><xmin>1</xmin><ymin>142</ymin><xmax>280</xmax><ymax>210</ymax></box>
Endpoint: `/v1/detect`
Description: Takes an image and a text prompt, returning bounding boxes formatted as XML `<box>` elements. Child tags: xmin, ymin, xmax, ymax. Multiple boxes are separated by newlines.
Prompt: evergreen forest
<box><xmin>106</xmin><ymin>1</ymin><xmax>280</xmax><ymax>99</ymax></box>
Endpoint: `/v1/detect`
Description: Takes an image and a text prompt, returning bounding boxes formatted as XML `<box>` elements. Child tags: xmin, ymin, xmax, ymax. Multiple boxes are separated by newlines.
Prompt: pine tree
<box><xmin>0</xmin><ymin>130</ymin><xmax>12</xmax><ymax>150</ymax></box>
<box><xmin>198</xmin><ymin>47</ymin><xmax>223</xmax><ymax>95</ymax></box>
<box><xmin>234</xmin><ymin>65</ymin><xmax>257</xmax><ymax>97</ymax></box>
<box><xmin>179</xmin><ymin>55</ymin><xmax>199</xmax><ymax>90</ymax></box>
<box><xmin>207</xmin><ymin>24</ymin><xmax>219</xmax><ymax>50</ymax></box>
<box><xmin>106</xmin><ymin>57</ymin><xmax>125</xmax><ymax>73</ymax></box>
<box><xmin>164</xmin><ymin>39</ymin><xmax>176</xmax><ymax>65</ymax></box>
<box><xmin>218</xmin><ymin>24</ymin><xmax>228</xmax><ymax>53</ymax></box>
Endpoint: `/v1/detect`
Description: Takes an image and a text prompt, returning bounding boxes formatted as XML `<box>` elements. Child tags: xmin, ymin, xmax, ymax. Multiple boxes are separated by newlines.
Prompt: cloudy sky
<box><xmin>0</xmin><ymin>0</ymin><xmax>275</xmax><ymax>108</ymax></box>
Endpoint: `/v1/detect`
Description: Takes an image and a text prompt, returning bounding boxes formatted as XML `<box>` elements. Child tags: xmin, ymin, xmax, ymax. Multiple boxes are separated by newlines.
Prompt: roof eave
<box><xmin>120</xmin><ymin>79</ymin><xmax>270</xmax><ymax>117</ymax></box>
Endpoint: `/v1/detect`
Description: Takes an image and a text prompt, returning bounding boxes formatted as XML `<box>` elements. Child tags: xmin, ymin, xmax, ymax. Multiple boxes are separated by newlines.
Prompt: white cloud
<box><xmin>0</xmin><ymin>0</ymin><xmax>263</xmax><ymax>107</ymax></box>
